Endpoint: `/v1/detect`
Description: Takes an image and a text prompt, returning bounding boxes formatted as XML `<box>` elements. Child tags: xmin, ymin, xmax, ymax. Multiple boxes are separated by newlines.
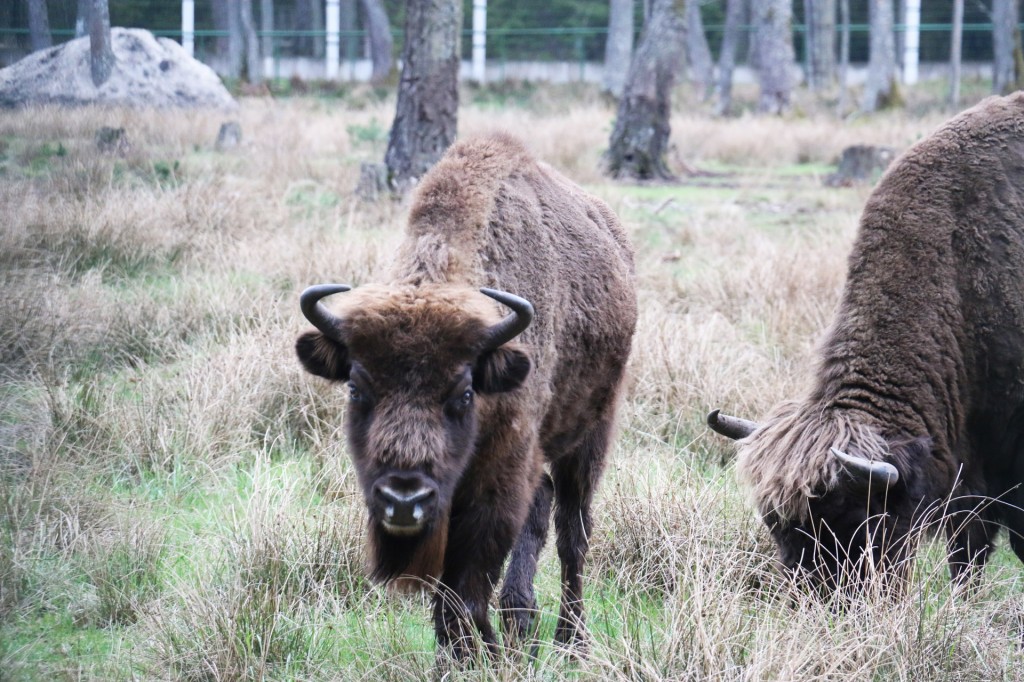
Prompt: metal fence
<box><xmin>0</xmin><ymin>22</ymin><xmax>1011</xmax><ymax>81</ymax></box>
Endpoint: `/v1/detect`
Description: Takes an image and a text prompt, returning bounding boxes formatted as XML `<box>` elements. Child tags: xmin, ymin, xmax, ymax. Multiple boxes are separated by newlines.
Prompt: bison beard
<box><xmin>295</xmin><ymin>133</ymin><xmax>637</xmax><ymax>662</ymax></box>
<box><xmin>708</xmin><ymin>92</ymin><xmax>1024</xmax><ymax>594</ymax></box>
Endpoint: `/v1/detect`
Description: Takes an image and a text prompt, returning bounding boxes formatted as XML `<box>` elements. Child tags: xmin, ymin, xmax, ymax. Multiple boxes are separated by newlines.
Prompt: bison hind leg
<box><xmin>550</xmin><ymin>416</ymin><xmax>614</xmax><ymax>653</ymax></box>
<box><xmin>499</xmin><ymin>472</ymin><xmax>553</xmax><ymax>653</ymax></box>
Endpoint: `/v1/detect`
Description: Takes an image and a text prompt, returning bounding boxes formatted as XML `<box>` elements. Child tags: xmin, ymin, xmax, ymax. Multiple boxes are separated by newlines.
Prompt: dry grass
<box><xmin>1</xmin><ymin>84</ymin><xmax>1022</xmax><ymax>680</ymax></box>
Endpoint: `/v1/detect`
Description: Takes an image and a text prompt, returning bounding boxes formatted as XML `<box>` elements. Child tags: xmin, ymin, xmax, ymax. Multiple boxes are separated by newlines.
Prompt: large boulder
<box><xmin>0</xmin><ymin>28</ymin><xmax>237</xmax><ymax>109</ymax></box>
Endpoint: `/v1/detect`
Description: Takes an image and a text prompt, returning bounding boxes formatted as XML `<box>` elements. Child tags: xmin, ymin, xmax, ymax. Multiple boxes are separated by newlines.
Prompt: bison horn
<box><xmin>830</xmin><ymin>447</ymin><xmax>900</xmax><ymax>490</ymax></box>
<box><xmin>300</xmin><ymin>283</ymin><xmax>351</xmax><ymax>341</ymax></box>
<box><xmin>706</xmin><ymin>409</ymin><xmax>760</xmax><ymax>440</ymax></box>
<box><xmin>479</xmin><ymin>288</ymin><xmax>534</xmax><ymax>350</ymax></box>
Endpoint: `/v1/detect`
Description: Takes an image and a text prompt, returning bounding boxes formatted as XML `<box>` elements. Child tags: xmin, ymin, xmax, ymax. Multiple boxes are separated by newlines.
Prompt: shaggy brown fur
<box><xmin>729</xmin><ymin>92</ymin><xmax>1024</xmax><ymax>589</ymax></box>
<box><xmin>296</xmin><ymin>133</ymin><xmax>637</xmax><ymax>658</ymax></box>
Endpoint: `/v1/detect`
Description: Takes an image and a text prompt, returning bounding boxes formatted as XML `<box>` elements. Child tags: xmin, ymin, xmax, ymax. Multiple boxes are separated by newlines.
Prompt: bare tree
<box><xmin>714</xmin><ymin>0</ymin><xmax>745</xmax><ymax>116</ymax></box>
<box><xmin>805</xmin><ymin>0</ymin><xmax>836</xmax><ymax>91</ymax></box>
<box><xmin>605</xmin><ymin>0</ymin><xmax>687</xmax><ymax>180</ymax></box>
<box><xmin>212</xmin><ymin>0</ymin><xmax>231</xmax><ymax>59</ymax></box>
<box><xmin>340</xmin><ymin>0</ymin><xmax>358</xmax><ymax>63</ymax></box>
<box><xmin>361</xmin><ymin>0</ymin><xmax>394</xmax><ymax>83</ymax></box>
<box><xmin>949</xmin><ymin>0</ymin><xmax>964</xmax><ymax>109</ymax></box>
<box><xmin>239</xmin><ymin>0</ymin><xmax>261</xmax><ymax>83</ymax></box>
<box><xmin>220</xmin><ymin>0</ymin><xmax>260</xmax><ymax>81</ymax></box>
<box><xmin>685</xmin><ymin>0</ymin><xmax>713</xmax><ymax>99</ymax></box>
<box><xmin>89</xmin><ymin>0</ymin><xmax>114</xmax><ymax>86</ymax></box>
<box><xmin>838</xmin><ymin>0</ymin><xmax>850</xmax><ymax>113</ymax></box>
<box><xmin>75</xmin><ymin>0</ymin><xmax>89</xmax><ymax>37</ymax></box>
<box><xmin>261</xmin><ymin>0</ymin><xmax>274</xmax><ymax>66</ymax></box>
<box><xmin>384</xmin><ymin>0</ymin><xmax>461</xmax><ymax>192</ymax></box>
<box><xmin>603</xmin><ymin>0</ymin><xmax>635</xmax><ymax>98</ymax></box>
<box><xmin>25</xmin><ymin>0</ymin><xmax>52</xmax><ymax>52</ymax></box>
<box><xmin>992</xmin><ymin>0</ymin><xmax>1021</xmax><ymax>94</ymax></box>
<box><xmin>862</xmin><ymin>0</ymin><xmax>898</xmax><ymax>112</ymax></box>
<box><xmin>752</xmin><ymin>0</ymin><xmax>795</xmax><ymax>114</ymax></box>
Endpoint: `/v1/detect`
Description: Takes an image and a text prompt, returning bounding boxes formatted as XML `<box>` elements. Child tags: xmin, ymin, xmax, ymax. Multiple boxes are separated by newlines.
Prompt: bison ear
<box><xmin>296</xmin><ymin>331</ymin><xmax>351</xmax><ymax>381</ymax></box>
<box><xmin>473</xmin><ymin>347</ymin><xmax>531</xmax><ymax>394</ymax></box>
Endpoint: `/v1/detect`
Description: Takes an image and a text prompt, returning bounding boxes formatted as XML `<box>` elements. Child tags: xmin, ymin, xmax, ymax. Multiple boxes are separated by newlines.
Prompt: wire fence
<box><xmin>0</xmin><ymin>22</ymin><xmax>1011</xmax><ymax>79</ymax></box>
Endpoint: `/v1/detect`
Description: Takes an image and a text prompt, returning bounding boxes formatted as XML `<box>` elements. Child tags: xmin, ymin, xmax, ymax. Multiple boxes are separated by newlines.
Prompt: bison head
<box><xmin>708</xmin><ymin>409</ymin><xmax>926</xmax><ymax>593</ymax></box>
<box><xmin>295</xmin><ymin>283</ymin><xmax>533</xmax><ymax>584</ymax></box>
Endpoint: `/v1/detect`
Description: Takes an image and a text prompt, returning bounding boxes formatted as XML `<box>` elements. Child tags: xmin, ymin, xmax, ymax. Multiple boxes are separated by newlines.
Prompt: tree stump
<box><xmin>355</xmin><ymin>162</ymin><xmax>389</xmax><ymax>202</ymax></box>
<box><xmin>95</xmin><ymin>126</ymin><xmax>129</xmax><ymax>154</ymax></box>
<box><xmin>215</xmin><ymin>121</ymin><xmax>242</xmax><ymax>151</ymax></box>
<box><xmin>824</xmin><ymin>145</ymin><xmax>896</xmax><ymax>187</ymax></box>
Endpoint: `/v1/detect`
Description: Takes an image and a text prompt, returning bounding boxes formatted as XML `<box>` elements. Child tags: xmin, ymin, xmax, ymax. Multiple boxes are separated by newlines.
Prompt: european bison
<box><xmin>709</xmin><ymin>92</ymin><xmax>1024</xmax><ymax>592</ymax></box>
<box><xmin>296</xmin><ymin>134</ymin><xmax>637</xmax><ymax>657</ymax></box>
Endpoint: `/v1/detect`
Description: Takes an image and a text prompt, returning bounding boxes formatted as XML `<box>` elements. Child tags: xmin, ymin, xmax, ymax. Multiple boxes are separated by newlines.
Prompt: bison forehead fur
<box><xmin>734</xmin><ymin>91</ymin><xmax>1024</xmax><ymax>585</ymax></box>
<box><xmin>296</xmin><ymin>132</ymin><xmax>637</xmax><ymax>656</ymax></box>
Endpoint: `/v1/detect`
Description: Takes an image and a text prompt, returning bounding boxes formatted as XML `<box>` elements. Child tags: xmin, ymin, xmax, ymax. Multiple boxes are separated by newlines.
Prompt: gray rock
<box><xmin>0</xmin><ymin>28</ymin><xmax>237</xmax><ymax>110</ymax></box>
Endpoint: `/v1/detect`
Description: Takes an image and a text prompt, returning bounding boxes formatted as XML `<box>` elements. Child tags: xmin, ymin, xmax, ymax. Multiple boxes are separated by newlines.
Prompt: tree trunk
<box><xmin>752</xmin><ymin>0</ymin><xmax>794</xmax><ymax>114</ymax></box>
<box><xmin>309</xmin><ymin>0</ymin><xmax>324</xmax><ymax>58</ymax></box>
<box><xmin>239</xmin><ymin>0</ymin><xmax>261</xmax><ymax>83</ymax></box>
<box><xmin>838</xmin><ymin>0</ymin><xmax>850</xmax><ymax>113</ymax></box>
<box><xmin>384</xmin><ymin>0</ymin><xmax>461</xmax><ymax>192</ymax></box>
<box><xmin>806</xmin><ymin>0</ymin><xmax>836</xmax><ymax>91</ymax></box>
<box><xmin>714</xmin><ymin>0</ymin><xmax>744</xmax><ymax>116</ymax></box>
<box><xmin>862</xmin><ymin>0</ymin><xmax>898</xmax><ymax>112</ymax></box>
<box><xmin>685</xmin><ymin>0</ymin><xmax>713</xmax><ymax>100</ymax></box>
<box><xmin>950</xmin><ymin>0</ymin><xmax>963</xmax><ymax>108</ymax></box>
<box><xmin>225</xmin><ymin>0</ymin><xmax>244</xmax><ymax>77</ymax></box>
<box><xmin>605</xmin><ymin>0</ymin><xmax>687</xmax><ymax>181</ymax></box>
<box><xmin>361</xmin><ymin>0</ymin><xmax>394</xmax><ymax>84</ymax></box>
<box><xmin>75</xmin><ymin>0</ymin><xmax>89</xmax><ymax>38</ymax></box>
<box><xmin>25</xmin><ymin>0</ymin><xmax>52</xmax><ymax>52</ymax></box>
<box><xmin>603</xmin><ymin>0</ymin><xmax>634</xmax><ymax>98</ymax></box>
<box><xmin>993</xmin><ymin>0</ymin><xmax>1019</xmax><ymax>94</ymax></box>
<box><xmin>89</xmin><ymin>0</ymin><xmax>114</xmax><ymax>86</ymax></box>
<box><xmin>340</xmin><ymin>0</ymin><xmax>358</xmax><ymax>63</ymax></box>
<box><xmin>212</xmin><ymin>0</ymin><xmax>231</xmax><ymax>59</ymax></box>
<box><xmin>261</xmin><ymin>0</ymin><xmax>274</xmax><ymax>65</ymax></box>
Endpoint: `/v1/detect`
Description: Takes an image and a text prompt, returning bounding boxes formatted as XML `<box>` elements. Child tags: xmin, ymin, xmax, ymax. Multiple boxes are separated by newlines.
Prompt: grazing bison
<box><xmin>296</xmin><ymin>134</ymin><xmax>637</xmax><ymax>657</ymax></box>
<box><xmin>709</xmin><ymin>92</ymin><xmax>1024</xmax><ymax>592</ymax></box>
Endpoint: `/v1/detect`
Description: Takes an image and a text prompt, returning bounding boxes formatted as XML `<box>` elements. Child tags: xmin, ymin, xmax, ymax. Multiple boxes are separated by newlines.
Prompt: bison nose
<box><xmin>374</xmin><ymin>475</ymin><xmax>436</xmax><ymax>535</ymax></box>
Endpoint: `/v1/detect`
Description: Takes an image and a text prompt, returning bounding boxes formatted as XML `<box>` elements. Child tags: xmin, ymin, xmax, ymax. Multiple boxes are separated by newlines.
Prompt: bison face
<box><xmin>295</xmin><ymin>284</ymin><xmax>533</xmax><ymax>582</ymax></box>
<box><xmin>708</xmin><ymin>410</ymin><xmax>928</xmax><ymax>594</ymax></box>
<box><xmin>762</xmin><ymin>483</ymin><xmax>915</xmax><ymax>594</ymax></box>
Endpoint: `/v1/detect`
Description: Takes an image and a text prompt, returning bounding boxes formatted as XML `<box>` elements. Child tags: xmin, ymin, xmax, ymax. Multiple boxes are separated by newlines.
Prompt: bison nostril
<box><xmin>375</xmin><ymin>481</ymin><xmax>436</xmax><ymax>532</ymax></box>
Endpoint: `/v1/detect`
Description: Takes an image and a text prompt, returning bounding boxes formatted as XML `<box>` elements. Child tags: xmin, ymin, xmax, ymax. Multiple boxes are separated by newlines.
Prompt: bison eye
<box><xmin>460</xmin><ymin>388</ymin><xmax>473</xmax><ymax>406</ymax></box>
<box><xmin>348</xmin><ymin>382</ymin><xmax>365</xmax><ymax>404</ymax></box>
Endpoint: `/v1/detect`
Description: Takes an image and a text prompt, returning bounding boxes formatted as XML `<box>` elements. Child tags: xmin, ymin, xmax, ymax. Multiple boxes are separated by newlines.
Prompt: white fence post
<box><xmin>903</xmin><ymin>0</ymin><xmax>920</xmax><ymax>84</ymax></box>
<box><xmin>181</xmin><ymin>0</ymin><xmax>194</xmax><ymax>57</ymax></box>
<box><xmin>472</xmin><ymin>0</ymin><xmax>487</xmax><ymax>83</ymax></box>
<box><xmin>325</xmin><ymin>0</ymin><xmax>340</xmax><ymax>79</ymax></box>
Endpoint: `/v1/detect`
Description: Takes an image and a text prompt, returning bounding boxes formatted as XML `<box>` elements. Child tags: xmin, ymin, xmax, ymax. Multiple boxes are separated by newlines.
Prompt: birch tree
<box><xmin>605</xmin><ymin>0</ymin><xmax>687</xmax><ymax>180</ymax></box>
<box><xmin>752</xmin><ymin>0</ymin><xmax>795</xmax><ymax>114</ymax></box>
<box><xmin>862</xmin><ymin>0</ymin><xmax>898</xmax><ymax>112</ymax></box>
<box><xmin>603</xmin><ymin>0</ymin><xmax>634</xmax><ymax>98</ymax></box>
<box><xmin>361</xmin><ymin>0</ymin><xmax>394</xmax><ymax>83</ymax></box>
<box><xmin>992</xmin><ymin>0</ymin><xmax>1021</xmax><ymax>94</ymax></box>
<box><xmin>714</xmin><ymin>0</ymin><xmax>744</xmax><ymax>116</ymax></box>
<box><xmin>25</xmin><ymin>0</ymin><xmax>52</xmax><ymax>52</ymax></box>
<box><xmin>384</xmin><ymin>0</ymin><xmax>461</xmax><ymax>192</ymax></box>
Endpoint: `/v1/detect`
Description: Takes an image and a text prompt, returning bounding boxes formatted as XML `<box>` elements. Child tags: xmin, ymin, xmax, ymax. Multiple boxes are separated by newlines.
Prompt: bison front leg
<box><xmin>433</xmin><ymin>571</ymin><xmax>499</xmax><ymax>664</ymax></box>
<box><xmin>433</xmin><ymin>497</ymin><xmax>525</xmax><ymax>664</ymax></box>
<box><xmin>499</xmin><ymin>472</ymin><xmax>553</xmax><ymax>652</ymax></box>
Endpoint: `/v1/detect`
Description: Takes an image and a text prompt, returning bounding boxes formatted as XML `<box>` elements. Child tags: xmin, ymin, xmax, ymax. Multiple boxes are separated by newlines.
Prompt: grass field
<box><xmin>2</xmin><ymin>83</ymin><xmax>1024</xmax><ymax>680</ymax></box>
